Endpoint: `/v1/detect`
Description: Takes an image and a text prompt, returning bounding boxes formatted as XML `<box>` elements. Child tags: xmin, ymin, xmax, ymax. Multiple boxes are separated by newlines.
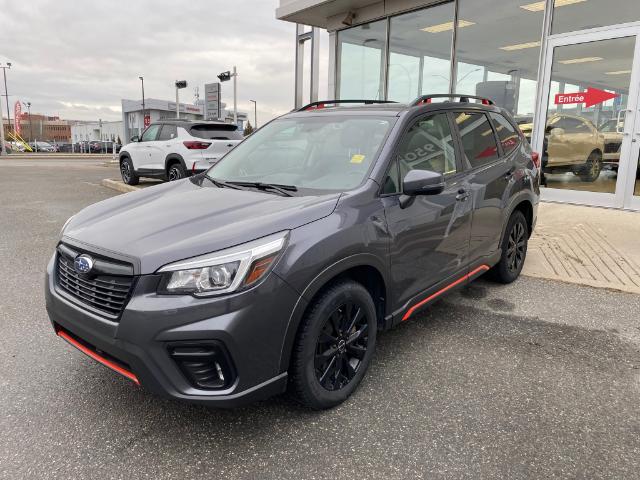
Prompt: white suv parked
<box><xmin>119</xmin><ymin>120</ymin><xmax>243</xmax><ymax>185</ymax></box>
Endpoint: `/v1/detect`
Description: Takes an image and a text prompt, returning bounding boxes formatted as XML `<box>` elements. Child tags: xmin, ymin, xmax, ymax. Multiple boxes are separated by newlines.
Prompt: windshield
<box><xmin>206</xmin><ymin>115</ymin><xmax>394</xmax><ymax>192</ymax></box>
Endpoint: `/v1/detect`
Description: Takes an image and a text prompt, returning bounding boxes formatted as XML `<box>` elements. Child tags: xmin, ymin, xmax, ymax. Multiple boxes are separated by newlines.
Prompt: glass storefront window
<box><xmin>550</xmin><ymin>0</ymin><xmax>640</xmax><ymax>35</ymax></box>
<box><xmin>337</xmin><ymin>20</ymin><xmax>386</xmax><ymax>99</ymax></box>
<box><xmin>542</xmin><ymin>36</ymin><xmax>635</xmax><ymax>194</ymax></box>
<box><xmin>454</xmin><ymin>0</ymin><xmax>544</xmax><ymax>119</ymax></box>
<box><xmin>387</xmin><ymin>2</ymin><xmax>455</xmax><ymax>103</ymax></box>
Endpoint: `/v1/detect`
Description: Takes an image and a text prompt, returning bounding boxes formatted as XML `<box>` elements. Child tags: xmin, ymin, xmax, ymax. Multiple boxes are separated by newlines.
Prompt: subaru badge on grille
<box><xmin>74</xmin><ymin>255</ymin><xmax>94</xmax><ymax>274</ymax></box>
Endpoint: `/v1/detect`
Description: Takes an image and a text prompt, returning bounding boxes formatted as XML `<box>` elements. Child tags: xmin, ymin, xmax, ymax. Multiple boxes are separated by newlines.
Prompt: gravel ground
<box><xmin>1</xmin><ymin>159</ymin><xmax>639</xmax><ymax>480</ymax></box>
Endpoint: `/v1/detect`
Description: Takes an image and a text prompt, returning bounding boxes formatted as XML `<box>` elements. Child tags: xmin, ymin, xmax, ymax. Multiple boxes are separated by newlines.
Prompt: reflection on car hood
<box><xmin>64</xmin><ymin>178</ymin><xmax>341</xmax><ymax>273</ymax></box>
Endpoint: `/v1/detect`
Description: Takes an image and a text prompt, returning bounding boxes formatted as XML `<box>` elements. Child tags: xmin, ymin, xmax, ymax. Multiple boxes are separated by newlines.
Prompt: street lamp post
<box><xmin>23</xmin><ymin>102</ymin><xmax>32</xmax><ymax>143</ymax></box>
<box><xmin>0</xmin><ymin>62</ymin><xmax>11</xmax><ymax>132</ymax></box>
<box><xmin>139</xmin><ymin>76</ymin><xmax>145</xmax><ymax>128</ymax></box>
<box><xmin>249</xmin><ymin>100</ymin><xmax>257</xmax><ymax>129</ymax></box>
<box><xmin>217</xmin><ymin>68</ymin><xmax>238</xmax><ymax>125</ymax></box>
<box><xmin>175</xmin><ymin>80</ymin><xmax>187</xmax><ymax>119</ymax></box>
<box><xmin>0</xmin><ymin>97</ymin><xmax>6</xmax><ymax>156</ymax></box>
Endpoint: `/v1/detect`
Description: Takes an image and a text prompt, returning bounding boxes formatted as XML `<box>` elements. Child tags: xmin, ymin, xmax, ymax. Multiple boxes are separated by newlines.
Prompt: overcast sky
<box><xmin>0</xmin><ymin>0</ymin><xmax>313</xmax><ymax>125</ymax></box>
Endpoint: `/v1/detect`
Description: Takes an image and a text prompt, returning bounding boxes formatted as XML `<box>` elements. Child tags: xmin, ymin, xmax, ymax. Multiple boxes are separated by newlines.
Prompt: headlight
<box><xmin>157</xmin><ymin>231</ymin><xmax>288</xmax><ymax>297</ymax></box>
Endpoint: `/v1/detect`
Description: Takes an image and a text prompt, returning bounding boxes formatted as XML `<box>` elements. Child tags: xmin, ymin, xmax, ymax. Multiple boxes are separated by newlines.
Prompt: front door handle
<box><xmin>456</xmin><ymin>188</ymin><xmax>469</xmax><ymax>202</ymax></box>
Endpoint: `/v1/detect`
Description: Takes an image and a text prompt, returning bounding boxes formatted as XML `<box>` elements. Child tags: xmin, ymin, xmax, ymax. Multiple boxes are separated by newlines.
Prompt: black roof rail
<box><xmin>410</xmin><ymin>94</ymin><xmax>494</xmax><ymax>106</ymax></box>
<box><xmin>297</xmin><ymin>99</ymin><xmax>397</xmax><ymax>112</ymax></box>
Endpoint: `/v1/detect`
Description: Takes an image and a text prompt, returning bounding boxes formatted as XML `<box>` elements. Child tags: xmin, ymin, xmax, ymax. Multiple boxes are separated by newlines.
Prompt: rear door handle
<box><xmin>456</xmin><ymin>188</ymin><xmax>469</xmax><ymax>201</ymax></box>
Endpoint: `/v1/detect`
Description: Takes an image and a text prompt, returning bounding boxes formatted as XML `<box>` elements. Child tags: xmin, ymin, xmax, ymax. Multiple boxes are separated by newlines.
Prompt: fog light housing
<box><xmin>168</xmin><ymin>342</ymin><xmax>236</xmax><ymax>390</ymax></box>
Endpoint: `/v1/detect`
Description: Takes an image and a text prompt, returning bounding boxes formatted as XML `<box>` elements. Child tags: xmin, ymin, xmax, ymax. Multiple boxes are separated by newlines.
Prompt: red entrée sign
<box><xmin>555</xmin><ymin>87</ymin><xmax>618</xmax><ymax>108</ymax></box>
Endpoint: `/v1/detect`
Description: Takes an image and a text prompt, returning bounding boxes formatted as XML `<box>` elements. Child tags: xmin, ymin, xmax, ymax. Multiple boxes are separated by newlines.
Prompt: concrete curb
<box><xmin>101</xmin><ymin>179</ymin><xmax>140</xmax><ymax>193</ymax></box>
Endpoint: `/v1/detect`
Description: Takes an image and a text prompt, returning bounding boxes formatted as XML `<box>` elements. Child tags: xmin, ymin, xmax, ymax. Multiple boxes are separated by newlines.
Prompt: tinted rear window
<box><xmin>190</xmin><ymin>124</ymin><xmax>243</xmax><ymax>140</ymax></box>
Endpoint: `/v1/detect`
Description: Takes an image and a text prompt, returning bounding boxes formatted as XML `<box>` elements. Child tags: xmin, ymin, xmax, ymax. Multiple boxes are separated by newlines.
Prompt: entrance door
<box><xmin>533</xmin><ymin>26</ymin><xmax>640</xmax><ymax>210</ymax></box>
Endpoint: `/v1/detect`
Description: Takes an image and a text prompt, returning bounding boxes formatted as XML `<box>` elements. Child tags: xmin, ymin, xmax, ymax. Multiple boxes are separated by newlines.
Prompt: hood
<box><xmin>64</xmin><ymin>177</ymin><xmax>341</xmax><ymax>273</ymax></box>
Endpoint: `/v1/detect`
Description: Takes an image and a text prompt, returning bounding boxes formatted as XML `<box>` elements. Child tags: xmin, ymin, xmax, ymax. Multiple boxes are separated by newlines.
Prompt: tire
<box><xmin>167</xmin><ymin>162</ymin><xmax>187</xmax><ymax>182</ymax></box>
<box><xmin>577</xmin><ymin>151</ymin><xmax>602</xmax><ymax>182</ymax></box>
<box><xmin>290</xmin><ymin>280</ymin><xmax>377</xmax><ymax>410</ymax></box>
<box><xmin>120</xmin><ymin>157</ymin><xmax>139</xmax><ymax>186</ymax></box>
<box><xmin>488</xmin><ymin>210</ymin><xmax>529</xmax><ymax>284</ymax></box>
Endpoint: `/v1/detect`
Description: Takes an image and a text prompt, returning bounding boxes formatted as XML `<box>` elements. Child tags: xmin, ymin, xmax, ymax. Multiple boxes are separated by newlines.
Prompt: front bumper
<box><xmin>45</xmin><ymin>253</ymin><xmax>303</xmax><ymax>407</ymax></box>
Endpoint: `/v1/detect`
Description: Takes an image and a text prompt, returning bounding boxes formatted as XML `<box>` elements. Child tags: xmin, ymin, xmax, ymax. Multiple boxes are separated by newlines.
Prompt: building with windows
<box><xmin>3</xmin><ymin>114</ymin><xmax>70</xmax><ymax>143</ymax></box>
<box><xmin>277</xmin><ymin>0</ymin><xmax>640</xmax><ymax>210</ymax></box>
<box><xmin>70</xmin><ymin>120</ymin><xmax>124</xmax><ymax>144</ymax></box>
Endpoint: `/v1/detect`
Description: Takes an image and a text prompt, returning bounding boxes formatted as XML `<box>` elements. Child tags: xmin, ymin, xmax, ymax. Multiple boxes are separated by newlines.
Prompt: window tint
<box><xmin>141</xmin><ymin>124</ymin><xmax>161</xmax><ymax>142</ymax></box>
<box><xmin>190</xmin><ymin>124</ymin><xmax>243</xmax><ymax>140</ymax></box>
<box><xmin>455</xmin><ymin>112</ymin><xmax>499</xmax><ymax>168</ymax></box>
<box><xmin>158</xmin><ymin>124</ymin><xmax>177</xmax><ymax>141</ymax></box>
<box><xmin>397</xmin><ymin>113</ymin><xmax>457</xmax><ymax>181</ymax></box>
<box><xmin>489</xmin><ymin>113</ymin><xmax>519</xmax><ymax>155</ymax></box>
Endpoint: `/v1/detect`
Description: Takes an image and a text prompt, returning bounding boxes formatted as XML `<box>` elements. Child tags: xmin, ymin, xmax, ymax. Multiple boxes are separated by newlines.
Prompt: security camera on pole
<box><xmin>175</xmin><ymin>80</ymin><xmax>188</xmax><ymax>119</ymax></box>
<box><xmin>218</xmin><ymin>66</ymin><xmax>238</xmax><ymax>125</ymax></box>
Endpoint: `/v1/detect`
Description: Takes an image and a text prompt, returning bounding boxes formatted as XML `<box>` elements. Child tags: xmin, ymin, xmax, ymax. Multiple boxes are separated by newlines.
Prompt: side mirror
<box><xmin>402</xmin><ymin>169</ymin><xmax>445</xmax><ymax>196</ymax></box>
<box><xmin>130</xmin><ymin>135</ymin><xmax>140</xmax><ymax>143</ymax></box>
<box><xmin>550</xmin><ymin>127</ymin><xmax>565</xmax><ymax>137</ymax></box>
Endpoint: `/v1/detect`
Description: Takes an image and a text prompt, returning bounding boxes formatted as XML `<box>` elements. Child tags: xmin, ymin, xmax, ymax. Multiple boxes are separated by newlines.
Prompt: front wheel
<box><xmin>120</xmin><ymin>157</ymin><xmax>139</xmax><ymax>185</ymax></box>
<box><xmin>577</xmin><ymin>151</ymin><xmax>602</xmax><ymax>182</ymax></box>
<box><xmin>488</xmin><ymin>210</ymin><xmax>529</xmax><ymax>284</ymax></box>
<box><xmin>290</xmin><ymin>280</ymin><xmax>377</xmax><ymax>410</ymax></box>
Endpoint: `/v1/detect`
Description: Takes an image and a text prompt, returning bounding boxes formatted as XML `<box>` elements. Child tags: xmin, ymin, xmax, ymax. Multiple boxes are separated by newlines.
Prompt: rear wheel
<box><xmin>167</xmin><ymin>163</ymin><xmax>187</xmax><ymax>181</ymax></box>
<box><xmin>290</xmin><ymin>280</ymin><xmax>377</xmax><ymax>410</ymax></box>
<box><xmin>577</xmin><ymin>151</ymin><xmax>602</xmax><ymax>182</ymax></box>
<box><xmin>489</xmin><ymin>210</ymin><xmax>529</xmax><ymax>284</ymax></box>
<box><xmin>120</xmin><ymin>157</ymin><xmax>139</xmax><ymax>185</ymax></box>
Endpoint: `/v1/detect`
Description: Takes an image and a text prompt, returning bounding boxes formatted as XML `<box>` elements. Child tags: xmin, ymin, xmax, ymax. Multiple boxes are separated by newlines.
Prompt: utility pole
<box><xmin>0</xmin><ymin>62</ymin><xmax>11</xmax><ymax>132</ymax></box>
<box><xmin>139</xmin><ymin>76</ymin><xmax>145</xmax><ymax>127</ymax></box>
<box><xmin>249</xmin><ymin>99</ymin><xmax>257</xmax><ymax>129</ymax></box>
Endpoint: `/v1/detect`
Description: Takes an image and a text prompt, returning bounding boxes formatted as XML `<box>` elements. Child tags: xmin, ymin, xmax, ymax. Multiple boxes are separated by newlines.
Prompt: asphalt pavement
<box><xmin>1</xmin><ymin>158</ymin><xmax>639</xmax><ymax>479</ymax></box>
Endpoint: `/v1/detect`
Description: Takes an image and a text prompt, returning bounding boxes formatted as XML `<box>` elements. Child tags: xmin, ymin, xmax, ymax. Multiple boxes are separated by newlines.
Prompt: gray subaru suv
<box><xmin>45</xmin><ymin>95</ymin><xmax>540</xmax><ymax>409</ymax></box>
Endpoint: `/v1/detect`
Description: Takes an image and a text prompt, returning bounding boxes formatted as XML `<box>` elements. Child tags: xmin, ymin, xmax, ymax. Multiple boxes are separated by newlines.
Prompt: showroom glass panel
<box><xmin>551</xmin><ymin>0</ymin><xmax>640</xmax><ymax>35</ymax></box>
<box><xmin>454</xmin><ymin>0</ymin><xmax>544</xmax><ymax>121</ymax></box>
<box><xmin>337</xmin><ymin>20</ymin><xmax>386</xmax><ymax>100</ymax></box>
<box><xmin>387</xmin><ymin>2</ymin><xmax>454</xmax><ymax>103</ymax></box>
<box><xmin>543</xmin><ymin>37</ymin><xmax>635</xmax><ymax>194</ymax></box>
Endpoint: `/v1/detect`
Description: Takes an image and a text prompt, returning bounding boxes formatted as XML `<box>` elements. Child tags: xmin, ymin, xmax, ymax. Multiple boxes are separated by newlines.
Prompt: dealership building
<box><xmin>277</xmin><ymin>0</ymin><xmax>640</xmax><ymax>210</ymax></box>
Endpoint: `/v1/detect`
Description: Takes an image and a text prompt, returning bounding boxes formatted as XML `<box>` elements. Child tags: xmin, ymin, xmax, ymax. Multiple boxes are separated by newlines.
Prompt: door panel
<box><xmin>453</xmin><ymin>111</ymin><xmax>510</xmax><ymax>259</ymax></box>
<box><xmin>138</xmin><ymin>124</ymin><xmax>161</xmax><ymax>170</ymax></box>
<box><xmin>383</xmin><ymin>112</ymin><xmax>472</xmax><ymax>310</ymax></box>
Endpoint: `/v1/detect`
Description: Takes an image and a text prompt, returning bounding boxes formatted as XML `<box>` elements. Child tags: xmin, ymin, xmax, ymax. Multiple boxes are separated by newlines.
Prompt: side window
<box><xmin>158</xmin><ymin>125</ymin><xmax>177</xmax><ymax>141</ymax></box>
<box><xmin>396</xmin><ymin>113</ymin><xmax>457</xmax><ymax>181</ymax></box>
<box><xmin>141</xmin><ymin>124</ymin><xmax>161</xmax><ymax>142</ymax></box>
<box><xmin>455</xmin><ymin>112</ymin><xmax>499</xmax><ymax>168</ymax></box>
<box><xmin>489</xmin><ymin>112</ymin><xmax>520</xmax><ymax>156</ymax></box>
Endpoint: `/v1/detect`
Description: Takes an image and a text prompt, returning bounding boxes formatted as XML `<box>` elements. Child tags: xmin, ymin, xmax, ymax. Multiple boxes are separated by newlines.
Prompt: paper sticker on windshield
<box><xmin>351</xmin><ymin>154</ymin><xmax>365</xmax><ymax>164</ymax></box>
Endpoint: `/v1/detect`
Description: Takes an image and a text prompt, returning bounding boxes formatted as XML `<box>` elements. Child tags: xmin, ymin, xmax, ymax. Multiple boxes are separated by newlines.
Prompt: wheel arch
<box><xmin>278</xmin><ymin>254</ymin><xmax>390</xmax><ymax>373</ymax></box>
<box><xmin>165</xmin><ymin>153</ymin><xmax>187</xmax><ymax>175</ymax></box>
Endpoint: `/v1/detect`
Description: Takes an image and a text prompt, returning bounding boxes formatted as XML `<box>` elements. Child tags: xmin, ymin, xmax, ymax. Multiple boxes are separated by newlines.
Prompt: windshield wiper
<box><xmin>208</xmin><ymin>177</ymin><xmax>246</xmax><ymax>191</ymax></box>
<box><xmin>228</xmin><ymin>181</ymin><xmax>298</xmax><ymax>197</ymax></box>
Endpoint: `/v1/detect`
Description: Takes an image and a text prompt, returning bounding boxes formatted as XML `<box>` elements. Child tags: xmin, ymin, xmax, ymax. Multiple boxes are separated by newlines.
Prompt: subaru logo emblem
<box><xmin>74</xmin><ymin>255</ymin><xmax>94</xmax><ymax>274</ymax></box>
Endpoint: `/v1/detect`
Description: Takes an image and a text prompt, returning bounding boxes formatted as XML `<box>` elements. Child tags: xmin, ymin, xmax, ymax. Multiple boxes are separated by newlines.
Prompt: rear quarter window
<box><xmin>190</xmin><ymin>124</ymin><xmax>243</xmax><ymax>140</ymax></box>
<box><xmin>489</xmin><ymin>112</ymin><xmax>520</xmax><ymax>155</ymax></box>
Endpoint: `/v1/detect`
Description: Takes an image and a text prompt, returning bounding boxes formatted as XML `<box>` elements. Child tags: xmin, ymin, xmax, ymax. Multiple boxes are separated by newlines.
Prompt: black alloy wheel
<box><xmin>506</xmin><ymin>220</ymin><xmax>526</xmax><ymax>274</ymax></box>
<box><xmin>291</xmin><ymin>280</ymin><xmax>377</xmax><ymax>409</ymax></box>
<box><xmin>488</xmin><ymin>210</ymin><xmax>528</xmax><ymax>284</ymax></box>
<box><xmin>315</xmin><ymin>302</ymin><xmax>369</xmax><ymax>391</ymax></box>
<box><xmin>578</xmin><ymin>151</ymin><xmax>602</xmax><ymax>182</ymax></box>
